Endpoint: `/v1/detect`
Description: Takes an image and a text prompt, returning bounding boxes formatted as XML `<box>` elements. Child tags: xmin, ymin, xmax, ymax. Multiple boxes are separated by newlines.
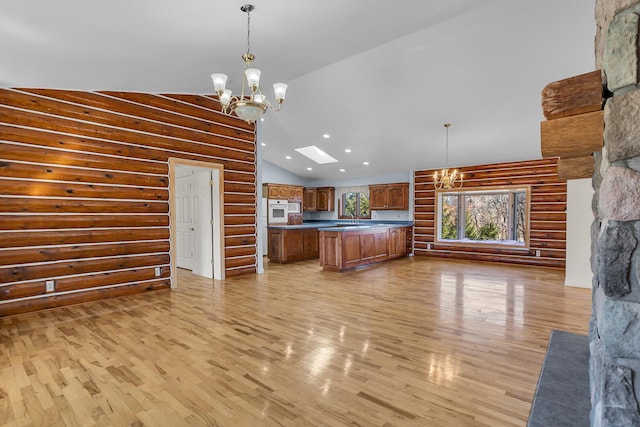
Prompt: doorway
<box><xmin>169</xmin><ymin>159</ymin><xmax>225</xmax><ymax>288</ymax></box>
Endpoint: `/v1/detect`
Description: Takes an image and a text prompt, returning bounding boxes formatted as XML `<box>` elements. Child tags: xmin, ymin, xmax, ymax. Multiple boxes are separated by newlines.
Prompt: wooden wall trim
<box><xmin>414</xmin><ymin>158</ymin><xmax>566</xmax><ymax>268</ymax></box>
<box><xmin>0</xmin><ymin>88</ymin><xmax>257</xmax><ymax>316</ymax></box>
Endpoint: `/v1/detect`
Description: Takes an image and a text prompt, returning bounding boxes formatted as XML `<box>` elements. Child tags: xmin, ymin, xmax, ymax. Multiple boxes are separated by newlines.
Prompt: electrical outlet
<box><xmin>45</xmin><ymin>280</ymin><xmax>55</xmax><ymax>292</ymax></box>
<box><xmin>427</xmin><ymin>243</ymin><xmax>431</xmax><ymax>250</ymax></box>
<box><xmin>535</xmin><ymin>250</ymin><xmax>541</xmax><ymax>257</ymax></box>
<box><xmin>155</xmin><ymin>267</ymin><xmax>162</xmax><ymax>277</ymax></box>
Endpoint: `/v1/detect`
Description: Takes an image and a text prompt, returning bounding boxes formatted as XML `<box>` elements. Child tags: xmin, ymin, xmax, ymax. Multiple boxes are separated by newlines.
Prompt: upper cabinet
<box><xmin>288</xmin><ymin>186</ymin><xmax>303</xmax><ymax>202</ymax></box>
<box><xmin>265</xmin><ymin>184</ymin><xmax>303</xmax><ymax>202</ymax></box>
<box><xmin>303</xmin><ymin>187</ymin><xmax>334</xmax><ymax>212</ymax></box>
<box><xmin>267</xmin><ymin>184</ymin><xmax>287</xmax><ymax>199</ymax></box>
<box><xmin>316</xmin><ymin>187</ymin><xmax>335</xmax><ymax>211</ymax></box>
<box><xmin>369</xmin><ymin>183</ymin><xmax>409</xmax><ymax>210</ymax></box>
<box><xmin>304</xmin><ymin>188</ymin><xmax>317</xmax><ymax>211</ymax></box>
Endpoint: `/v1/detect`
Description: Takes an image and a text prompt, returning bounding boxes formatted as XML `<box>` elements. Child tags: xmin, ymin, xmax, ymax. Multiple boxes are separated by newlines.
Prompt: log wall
<box><xmin>0</xmin><ymin>88</ymin><xmax>257</xmax><ymax>316</ymax></box>
<box><xmin>414</xmin><ymin>158</ymin><xmax>566</xmax><ymax>268</ymax></box>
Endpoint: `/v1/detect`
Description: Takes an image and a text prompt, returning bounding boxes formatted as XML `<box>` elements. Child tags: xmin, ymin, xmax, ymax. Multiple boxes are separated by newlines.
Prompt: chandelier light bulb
<box><xmin>273</xmin><ymin>83</ymin><xmax>287</xmax><ymax>102</ymax></box>
<box><xmin>245</xmin><ymin>68</ymin><xmax>261</xmax><ymax>90</ymax></box>
<box><xmin>220</xmin><ymin>89</ymin><xmax>232</xmax><ymax>107</ymax></box>
<box><xmin>211</xmin><ymin>73</ymin><xmax>227</xmax><ymax>94</ymax></box>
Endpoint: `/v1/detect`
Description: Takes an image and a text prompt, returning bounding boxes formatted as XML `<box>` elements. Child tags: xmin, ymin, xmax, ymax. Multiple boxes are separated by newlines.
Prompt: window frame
<box><xmin>434</xmin><ymin>185</ymin><xmax>531</xmax><ymax>249</ymax></box>
<box><xmin>339</xmin><ymin>191</ymin><xmax>371</xmax><ymax>219</ymax></box>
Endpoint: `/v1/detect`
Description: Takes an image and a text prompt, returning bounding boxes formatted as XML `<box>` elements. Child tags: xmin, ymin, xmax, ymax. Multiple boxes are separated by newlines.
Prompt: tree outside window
<box><xmin>341</xmin><ymin>192</ymin><xmax>370</xmax><ymax>219</ymax></box>
<box><xmin>437</xmin><ymin>186</ymin><xmax>529</xmax><ymax>246</ymax></box>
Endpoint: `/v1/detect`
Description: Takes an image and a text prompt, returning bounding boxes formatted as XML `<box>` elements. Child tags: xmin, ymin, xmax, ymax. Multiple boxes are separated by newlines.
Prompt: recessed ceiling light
<box><xmin>260</xmin><ymin>117</ymin><xmax>265</xmax><ymax>122</ymax></box>
<box><xmin>345</xmin><ymin>148</ymin><xmax>351</xmax><ymax>153</ymax></box>
<box><xmin>322</xmin><ymin>133</ymin><xmax>330</xmax><ymax>139</ymax></box>
<box><xmin>294</xmin><ymin>146</ymin><xmax>338</xmax><ymax>164</ymax></box>
<box><xmin>307</xmin><ymin>167</ymin><xmax>313</xmax><ymax>171</ymax></box>
<box><xmin>261</xmin><ymin>142</ymin><xmax>266</xmax><ymax>146</ymax></box>
<box><xmin>363</xmin><ymin>161</ymin><xmax>369</xmax><ymax>166</ymax></box>
<box><xmin>285</xmin><ymin>155</ymin><xmax>292</xmax><ymax>160</ymax></box>
<box><xmin>339</xmin><ymin>169</ymin><xmax>346</xmax><ymax>172</ymax></box>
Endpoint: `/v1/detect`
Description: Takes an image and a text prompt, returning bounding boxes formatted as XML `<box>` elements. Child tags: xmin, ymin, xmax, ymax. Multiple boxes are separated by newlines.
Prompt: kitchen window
<box><xmin>436</xmin><ymin>186</ymin><xmax>530</xmax><ymax>247</ymax></box>
<box><xmin>340</xmin><ymin>191</ymin><xmax>370</xmax><ymax>219</ymax></box>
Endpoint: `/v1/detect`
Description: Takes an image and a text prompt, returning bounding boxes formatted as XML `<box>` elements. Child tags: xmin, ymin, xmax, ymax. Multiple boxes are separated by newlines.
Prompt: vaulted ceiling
<box><xmin>1</xmin><ymin>0</ymin><xmax>595</xmax><ymax>181</ymax></box>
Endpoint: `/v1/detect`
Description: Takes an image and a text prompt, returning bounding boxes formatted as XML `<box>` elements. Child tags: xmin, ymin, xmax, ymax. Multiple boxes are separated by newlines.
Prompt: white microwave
<box><xmin>288</xmin><ymin>202</ymin><xmax>301</xmax><ymax>214</ymax></box>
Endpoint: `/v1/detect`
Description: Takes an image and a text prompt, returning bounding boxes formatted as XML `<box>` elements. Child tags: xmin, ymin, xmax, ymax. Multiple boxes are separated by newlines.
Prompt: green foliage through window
<box><xmin>342</xmin><ymin>192</ymin><xmax>370</xmax><ymax>218</ymax></box>
<box><xmin>437</xmin><ymin>188</ymin><xmax>528</xmax><ymax>245</ymax></box>
<box><xmin>441</xmin><ymin>195</ymin><xmax>458</xmax><ymax>239</ymax></box>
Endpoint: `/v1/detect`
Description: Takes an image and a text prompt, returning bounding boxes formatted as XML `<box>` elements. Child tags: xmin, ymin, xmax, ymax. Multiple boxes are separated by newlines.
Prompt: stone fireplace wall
<box><xmin>591</xmin><ymin>0</ymin><xmax>640</xmax><ymax>425</ymax></box>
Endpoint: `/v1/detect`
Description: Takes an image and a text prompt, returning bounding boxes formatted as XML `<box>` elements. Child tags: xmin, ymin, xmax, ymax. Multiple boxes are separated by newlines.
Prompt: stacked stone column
<box><xmin>592</xmin><ymin>1</ymin><xmax>640</xmax><ymax>425</ymax></box>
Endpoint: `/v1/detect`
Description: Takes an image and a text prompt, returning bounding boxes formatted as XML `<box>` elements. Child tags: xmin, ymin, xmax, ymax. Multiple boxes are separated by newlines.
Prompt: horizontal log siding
<box><xmin>0</xmin><ymin>88</ymin><xmax>256</xmax><ymax>316</ymax></box>
<box><xmin>414</xmin><ymin>158</ymin><xmax>566</xmax><ymax>268</ymax></box>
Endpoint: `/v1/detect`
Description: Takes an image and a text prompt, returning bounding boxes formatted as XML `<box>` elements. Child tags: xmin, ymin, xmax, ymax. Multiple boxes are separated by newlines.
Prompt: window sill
<box><xmin>435</xmin><ymin>239</ymin><xmax>529</xmax><ymax>250</ymax></box>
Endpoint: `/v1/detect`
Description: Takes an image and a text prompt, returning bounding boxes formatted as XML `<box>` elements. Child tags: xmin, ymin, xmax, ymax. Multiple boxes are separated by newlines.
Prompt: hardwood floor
<box><xmin>0</xmin><ymin>257</ymin><xmax>591</xmax><ymax>426</ymax></box>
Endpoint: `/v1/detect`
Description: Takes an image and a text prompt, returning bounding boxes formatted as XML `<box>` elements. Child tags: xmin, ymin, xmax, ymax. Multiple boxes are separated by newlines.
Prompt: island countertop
<box><xmin>267</xmin><ymin>220</ymin><xmax>413</xmax><ymax>231</ymax></box>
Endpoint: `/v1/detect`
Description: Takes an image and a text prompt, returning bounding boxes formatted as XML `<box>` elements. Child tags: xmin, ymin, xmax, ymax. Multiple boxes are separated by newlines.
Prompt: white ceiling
<box><xmin>1</xmin><ymin>0</ymin><xmax>595</xmax><ymax>182</ymax></box>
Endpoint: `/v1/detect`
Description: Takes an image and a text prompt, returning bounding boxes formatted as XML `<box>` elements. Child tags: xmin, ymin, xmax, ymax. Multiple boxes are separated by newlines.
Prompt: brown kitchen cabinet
<box><xmin>267</xmin><ymin>184</ymin><xmax>287</xmax><ymax>199</ymax></box>
<box><xmin>316</xmin><ymin>187</ymin><xmax>334</xmax><ymax>211</ymax></box>
<box><xmin>265</xmin><ymin>184</ymin><xmax>303</xmax><ymax>202</ymax></box>
<box><xmin>369</xmin><ymin>183</ymin><xmax>409</xmax><ymax>210</ymax></box>
<box><xmin>268</xmin><ymin>227</ymin><xmax>319</xmax><ymax>263</ymax></box>
<box><xmin>389</xmin><ymin>227</ymin><xmax>407</xmax><ymax>258</ymax></box>
<box><xmin>319</xmin><ymin>225</ymin><xmax>411</xmax><ymax>272</ymax></box>
<box><xmin>288</xmin><ymin>213</ymin><xmax>303</xmax><ymax>225</ymax></box>
<box><xmin>304</xmin><ymin>188</ymin><xmax>317</xmax><ymax>211</ymax></box>
<box><xmin>287</xmin><ymin>186</ymin><xmax>303</xmax><ymax>202</ymax></box>
<box><xmin>342</xmin><ymin>231</ymin><xmax>388</xmax><ymax>269</ymax></box>
<box><xmin>303</xmin><ymin>187</ymin><xmax>334</xmax><ymax>212</ymax></box>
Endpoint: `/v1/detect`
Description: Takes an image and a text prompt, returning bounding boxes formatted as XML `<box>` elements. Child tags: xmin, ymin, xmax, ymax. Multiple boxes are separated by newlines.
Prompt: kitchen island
<box><xmin>267</xmin><ymin>221</ymin><xmax>413</xmax><ymax>269</ymax></box>
<box><xmin>318</xmin><ymin>223</ymin><xmax>413</xmax><ymax>272</ymax></box>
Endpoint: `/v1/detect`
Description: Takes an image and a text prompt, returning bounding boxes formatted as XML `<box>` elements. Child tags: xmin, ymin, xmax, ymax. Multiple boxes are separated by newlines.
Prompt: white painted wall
<box><xmin>565</xmin><ymin>178</ymin><xmax>594</xmax><ymax>288</ymax></box>
<box><xmin>262</xmin><ymin>160</ymin><xmax>312</xmax><ymax>187</ymax></box>
<box><xmin>305</xmin><ymin>171</ymin><xmax>412</xmax><ymax>188</ymax></box>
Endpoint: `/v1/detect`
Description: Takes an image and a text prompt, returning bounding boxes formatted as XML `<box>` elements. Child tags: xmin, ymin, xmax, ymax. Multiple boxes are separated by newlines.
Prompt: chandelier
<box><xmin>433</xmin><ymin>123</ymin><xmax>463</xmax><ymax>190</ymax></box>
<box><xmin>211</xmin><ymin>4</ymin><xmax>287</xmax><ymax>123</ymax></box>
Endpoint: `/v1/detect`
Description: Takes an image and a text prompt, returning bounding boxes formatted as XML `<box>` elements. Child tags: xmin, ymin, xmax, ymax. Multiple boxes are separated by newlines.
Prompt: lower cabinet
<box><xmin>389</xmin><ymin>227</ymin><xmax>407</xmax><ymax>258</ymax></box>
<box><xmin>268</xmin><ymin>228</ymin><xmax>319</xmax><ymax>263</ymax></box>
<box><xmin>288</xmin><ymin>213</ymin><xmax>303</xmax><ymax>225</ymax></box>
<box><xmin>342</xmin><ymin>229</ymin><xmax>389</xmax><ymax>270</ymax></box>
<box><xmin>320</xmin><ymin>226</ymin><xmax>411</xmax><ymax>272</ymax></box>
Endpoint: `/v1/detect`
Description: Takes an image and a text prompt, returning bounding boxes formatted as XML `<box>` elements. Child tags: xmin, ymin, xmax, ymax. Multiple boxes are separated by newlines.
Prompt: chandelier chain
<box><xmin>246</xmin><ymin>7</ymin><xmax>251</xmax><ymax>57</ymax></box>
<box><xmin>445</xmin><ymin>124</ymin><xmax>449</xmax><ymax>167</ymax></box>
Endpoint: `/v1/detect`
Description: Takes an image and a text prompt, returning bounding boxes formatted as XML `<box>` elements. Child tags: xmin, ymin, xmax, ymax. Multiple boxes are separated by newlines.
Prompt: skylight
<box><xmin>294</xmin><ymin>146</ymin><xmax>338</xmax><ymax>164</ymax></box>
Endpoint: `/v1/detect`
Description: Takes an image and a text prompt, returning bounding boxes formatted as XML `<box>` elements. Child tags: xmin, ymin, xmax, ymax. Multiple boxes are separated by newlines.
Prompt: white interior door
<box><xmin>192</xmin><ymin>169</ymin><xmax>213</xmax><ymax>278</ymax></box>
<box><xmin>176</xmin><ymin>174</ymin><xmax>194</xmax><ymax>270</ymax></box>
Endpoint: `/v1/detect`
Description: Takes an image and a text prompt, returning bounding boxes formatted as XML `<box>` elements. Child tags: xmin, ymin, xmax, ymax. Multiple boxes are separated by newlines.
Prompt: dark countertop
<box><xmin>267</xmin><ymin>220</ymin><xmax>413</xmax><ymax>231</ymax></box>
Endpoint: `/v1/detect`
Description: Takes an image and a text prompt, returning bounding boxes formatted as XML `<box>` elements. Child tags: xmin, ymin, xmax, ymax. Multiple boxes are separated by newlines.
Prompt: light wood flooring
<box><xmin>0</xmin><ymin>257</ymin><xmax>592</xmax><ymax>426</ymax></box>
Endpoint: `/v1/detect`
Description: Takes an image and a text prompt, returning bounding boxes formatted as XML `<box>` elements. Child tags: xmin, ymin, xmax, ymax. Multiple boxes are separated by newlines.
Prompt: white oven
<box><xmin>268</xmin><ymin>199</ymin><xmax>289</xmax><ymax>224</ymax></box>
